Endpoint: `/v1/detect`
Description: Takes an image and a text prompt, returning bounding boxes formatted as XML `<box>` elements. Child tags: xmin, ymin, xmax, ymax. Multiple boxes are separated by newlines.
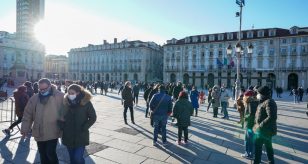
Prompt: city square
<box><xmin>1</xmin><ymin>0</ymin><xmax>308</xmax><ymax>163</ymax></box>
<box><xmin>0</xmin><ymin>89</ymin><xmax>308</xmax><ymax>163</ymax></box>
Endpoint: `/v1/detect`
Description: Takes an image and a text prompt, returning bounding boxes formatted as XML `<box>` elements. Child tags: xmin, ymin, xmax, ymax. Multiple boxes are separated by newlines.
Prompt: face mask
<box><xmin>256</xmin><ymin>94</ymin><xmax>262</xmax><ymax>100</ymax></box>
<box><xmin>68</xmin><ymin>94</ymin><xmax>77</xmax><ymax>100</ymax></box>
<box><xmin>40</xmin><ymin>91</ymin><xmax>49</xmax><ymax>96</ymax></box>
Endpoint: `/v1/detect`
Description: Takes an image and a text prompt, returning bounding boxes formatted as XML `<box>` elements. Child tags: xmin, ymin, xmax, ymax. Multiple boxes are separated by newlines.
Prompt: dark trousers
<box><xmin>254</xmin><ymin>135</ymin><xmax>274</xmax><ymax>164</ymax></box>
<box><xmin>134</xmin><ymin>95</ymin><xmax>139</xmax><ymax>104</ymax></box>
<box><xmin>178</xmin><ymin>126</ymin><xmax>188</xmax><ymax>142</ymax></box>
<box><xmin>145</xmin><ymin>102</ymin><xmax>149</xmax><ymax>117</ymax></box>
<box><xmin>207</xmin><ymin>102</ymin><xmax>212</xmax><ymax>111</ymax></box>
<box><xmin>37</xmin><ymin>139</ymin><xmax>59</xmax><ymax>164</ymax></box>
<box><xmin>9</xmin><ymin>116</ymin><xmax>22</xmax><ymax>129</ymax></box>
<box><xmin>123</xmin><ymin>105</ymin><xmax>134</xmax><ymax>123</ymax></box>
<box><xmin>67</xmin><ymin>146</ymin><xmax>85</xmax><ymax>164</ymax></box>
<box><xmin>213</xmin><ymin>107</ymin><xmax>218</xmax><ymax>117</ymax></box>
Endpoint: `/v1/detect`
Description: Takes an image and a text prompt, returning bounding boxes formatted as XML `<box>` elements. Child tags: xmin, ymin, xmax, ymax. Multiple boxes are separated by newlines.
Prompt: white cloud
<box><xmin>35</xmin><ymin>2</ymin><xmax>167</xmax><ymax>55</ymax></box>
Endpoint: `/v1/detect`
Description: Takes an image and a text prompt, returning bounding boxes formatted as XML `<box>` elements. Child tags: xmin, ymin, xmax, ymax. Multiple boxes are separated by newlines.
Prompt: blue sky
<box><xmin>0</xmin><ymin>0</ymin><xmax>307</xmax><ymax>54</ymax></box>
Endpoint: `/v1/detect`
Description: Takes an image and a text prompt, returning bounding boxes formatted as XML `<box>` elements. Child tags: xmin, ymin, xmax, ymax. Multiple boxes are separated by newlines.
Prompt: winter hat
<box><xmin>244</xmin><ymin>90</ymin><xmax>254</xmax><ymax>97</ymax></box>
<box><xmin>179</xmin><ymin>91</ymin><xmax>188</xmax><ymax>99</ymax></box>
<box><xmin>257</xmin><ymin>86</ymin><xmax>271</xmax><ymax>96</ymax></box>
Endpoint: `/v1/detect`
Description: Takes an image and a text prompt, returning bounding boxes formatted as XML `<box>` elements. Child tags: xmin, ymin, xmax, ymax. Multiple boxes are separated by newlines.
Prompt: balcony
<box><xmin>165</xmin><ymin>68</ymin><xmax>180</xmax><ymax>72</ymax></box>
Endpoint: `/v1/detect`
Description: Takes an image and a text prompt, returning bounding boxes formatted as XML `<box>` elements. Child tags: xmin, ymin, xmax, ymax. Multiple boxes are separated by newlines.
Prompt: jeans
<box><xmin>254</xmin><ymin>134</ymin><xmax>274</xmax><ymax>164</ymax></box>
<box><xmin>145</xmin><ymin>102</ymin><xmax>149</xmax><ymax>117</ymax></box>
<box><xmin>37</xmin><ymin>139</ymin><xmax>59</xmax><ymax>164</ymax></box>
<box><xmin>67</xmin><ymin>146</ymin><xmax>85</xmax><ymax>164</ymax></box>
<box><xmin>178</xmin><ymin>126</ymin><xmax>188</xmax><ymax>142</ymax></box>
<box><xmin>9</xmin><ymin>116</ymin><xmax>22</xmax><ymax>129</ymax></box>
<box><xmin>244</xmin><ymin>129</ymin><xmax>254</xmax><ymax>157</ymax></box>
<box><xmin>134</xmin><ymin>95</ymin><xmax>139</xmax><ymax>104</ymax></box>
<box><xmin>123</xmin><ymin>105</ymin><xmax>134</xmax><ymax>123</ymax></box>
<box><xmin>153</xmin><ymin>115</ymin><xmax>168</xmax><ymax>143</ymax></box>
<box><xmin>221</xmin><ymin>102</ymin><xmax>229</xmax><ymax>118</ymax></box>
<box><xmin>213</xmin><ymin>107</ymin><xmax>218</xmax><ymax>117</ymax></box>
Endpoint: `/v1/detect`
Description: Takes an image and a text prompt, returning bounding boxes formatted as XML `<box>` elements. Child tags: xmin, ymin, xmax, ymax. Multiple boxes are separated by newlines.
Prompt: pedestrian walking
<box><xmin>211</xmin><ymin>85</ymin><xmax>221</xmax><ymax>118</ymax></box>
<box><xmin>172</xmin><ymin>82</ymin><xmax>183</xmax><ymax>101</ymax></box>
<box><xmin>237</xmin><ymin>88</ymin><xmax>246</xmax><ymax>128</ymax></box>
<box><xmin>144</xmin><ymin>84</ymin><xmax>153</xmax><ymax>118</ymax></box>
<box><xmin>190</xmin><ymin>86</ymin><xmax>199</xmax><ymax>117</ymax></box>
<box><xmin>206</xmin><ymin>88</ymin><xmax>213</xmax><ymax>112</ymax></box>
<box><xmin>253</xmin><ymin>86</ymin><xmax>277</xmax><ymax>164</ymax></box>
<box><xmin>2</xmin><ymin>85</ymin><xmax>29</xmax><ymax>136</ymax></box>
<box><xmin>149</xmin><ymin>85</ymin><xmax>172</xmax><ymax>146</ymax></box>
<box><xmin>121</xmin><ymin>81</ymin><xmax>135</xmax><ymax>124</ymax></box>
<box><xmin>220</xmin><ymin>86</ymin><xmax>230</xmax><ymax>119</ymax></box>
<box><xmin>24</xmin><ymin>81</ymin><xmax>34</xmax><ymax>98</ymax></box>
<box><xmin>133</xmin><ymin>83</ymin><xmax>140</xmax><ymax>106</ymax></box>
<box><xmin>21</xmin><ymin>78</ymin><xmax>64</xmax><ymax>164</ymax></box>
<box><xmin>61</xmin><ymin>84</ymin><xmax>97</xmax><ymax>164</ymax></box>
<box><xmin>173</xmin><ymin>91</ymin><xmax>193</xmax><ymax>145</ymax></box>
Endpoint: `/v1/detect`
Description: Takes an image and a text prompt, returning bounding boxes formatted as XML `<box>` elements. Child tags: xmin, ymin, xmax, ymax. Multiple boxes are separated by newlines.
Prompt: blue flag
<box><xmin>236</xmin><ymin>0</ymin><xmax>245</xmax><ymax>6</ymax></box>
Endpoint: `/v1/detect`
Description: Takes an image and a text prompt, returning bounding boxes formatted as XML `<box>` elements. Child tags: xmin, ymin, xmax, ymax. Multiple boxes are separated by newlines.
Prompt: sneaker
<box><xmin>2</xmin><ymin>129</ymin><xmax>10</xmax><ymax>136</ymax></box>
<box><xmin>131</xmin><ymin>121</ymin><xmax>136</xmax><ymax>124</ymax></box>
<box><xmin>153</xmin><ymin>141</ymin><xmax>158</xmax><ymax>146</ymax></box>
<box><xmin>176</xmin><ymin>140</ymin><xmax>181</xmax><ymax>145</ymax></box>
<box><xmin>162</xmin><ymin>142</ymin><xmax>168</xmax><ymax>146</ymax></box>
<box><xmin>182</xmin><ymin>140</ymin><xmax>188</xmax><ymax>145</ymax></box>
<box><xmin>241</xmin><ymin>153</ymin><xmax>252</xmax><ymax>159</ymax></box>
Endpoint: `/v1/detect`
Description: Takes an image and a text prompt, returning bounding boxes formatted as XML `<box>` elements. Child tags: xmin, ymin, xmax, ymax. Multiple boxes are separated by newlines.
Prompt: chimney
<box><xmin>114</xmin><ymin>38</ymin><xmax>117</xmax><ymax>44</ymax></box>
<box><xmin>103</xmin><ymin>40</ymin><xmax>107</xmax><ymax>44</ymax></box>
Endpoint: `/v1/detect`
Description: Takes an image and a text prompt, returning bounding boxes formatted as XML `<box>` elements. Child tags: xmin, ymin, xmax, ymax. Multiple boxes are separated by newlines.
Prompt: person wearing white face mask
<box><xmin>253</xmin><ymin>86</ymin><xmax>277</xmax><ymax>164</ymax></box>
<box><xmin>61</xmin><ymin>84</ymin><xmax>97</xmax><ymax>164</ymax></box>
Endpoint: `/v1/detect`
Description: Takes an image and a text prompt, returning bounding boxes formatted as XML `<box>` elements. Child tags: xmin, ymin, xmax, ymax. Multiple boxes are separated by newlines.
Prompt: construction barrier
<box><xmin>0</xmin><ymin>97</ymin><xmax>15</xmax><ymax>125</ymax></box>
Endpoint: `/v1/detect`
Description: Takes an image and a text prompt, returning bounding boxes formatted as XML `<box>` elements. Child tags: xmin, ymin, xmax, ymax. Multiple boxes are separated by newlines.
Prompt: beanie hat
<box><xmin>248</xmin><ymin>85</ymin><xmax>254</xmax><ymax>91</ymax></box>
<box><xmin>257</xmin><ymin>86</ymin><xmax>271</xmax><ymax>96</ymax></box>
<box><xmin>179</xmin><ymin>91</ymin><xmax>188</xmax><ymax>99</ymax></box>
<box><xmin>244</xmin><ymin>90</ymin><xmax>254</xmax><ymax>97</ymax></box>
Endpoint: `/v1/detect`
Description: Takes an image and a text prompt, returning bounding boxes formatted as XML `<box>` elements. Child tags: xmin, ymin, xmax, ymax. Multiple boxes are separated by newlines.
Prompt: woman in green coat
<box><xmin>173</xmin><ymin>91</ymin><xmax>194</xmax><ymax>145</ymax></box>
<box><xmin>62</xmin><ymin>84</ymin><xmax>97</xmax><ymax>164</ymax></box>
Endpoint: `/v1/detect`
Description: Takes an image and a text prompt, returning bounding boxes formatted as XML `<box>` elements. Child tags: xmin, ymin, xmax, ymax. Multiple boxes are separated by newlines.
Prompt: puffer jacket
<box><xmin>62</xmin><ymin>89</ymin><xmax>97</xmax><ymax>148</ymax></box>
<box><xmin>253</xmin><ymin>98</ymin><xmax>277</xmax><ymax>136</ymax></box>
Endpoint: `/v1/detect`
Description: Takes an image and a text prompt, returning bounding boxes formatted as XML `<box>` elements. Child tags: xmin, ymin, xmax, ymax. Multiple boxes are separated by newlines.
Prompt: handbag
<box><xmin>150</xmin><ymin>94</ymin><xmax>166</xmax><ymax>126</ymax></box>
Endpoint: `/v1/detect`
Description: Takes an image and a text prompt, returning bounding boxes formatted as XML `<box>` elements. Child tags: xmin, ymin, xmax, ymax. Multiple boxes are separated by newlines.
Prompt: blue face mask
<box><xmin>40</xmin><ymin>90</ymin><xmax>50</xmax><ymax>96</ymax></box>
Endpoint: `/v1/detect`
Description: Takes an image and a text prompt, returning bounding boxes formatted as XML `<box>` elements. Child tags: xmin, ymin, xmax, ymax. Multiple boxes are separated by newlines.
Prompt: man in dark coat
<box><xmin>149</xmin><ymin>85</ymin><xmax>172</xmax><ymax>146</ymax></box>
<box><xmin>253</xmin><ymin>86</ymin><xmax>277</xmax><ymax>164</ymax></box>
<box><xmin>121</xmin><ymin>81</ymin><xmax>135</xmax><ymax>124</ymax></box>
<box><xmin>172</xmin><ymin>82</ymin><xmax>183</xmax><ymax>101</ymax></box>
<box><xmin>133</xmin><ymin>83</ymin><xmax>140</xmax><ymax>106</ymax></box>
<box><xmin>144</xmin><ymin>84</ymin><xmax>153</xmax><ymax>118</ymax></box>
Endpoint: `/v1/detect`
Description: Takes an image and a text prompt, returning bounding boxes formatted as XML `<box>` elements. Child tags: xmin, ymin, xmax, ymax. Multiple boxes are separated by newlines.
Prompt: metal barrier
<box><xmin>0</xmin><ymin>97</ymin><xmax>15</xmax><ymax>125</ymax></box>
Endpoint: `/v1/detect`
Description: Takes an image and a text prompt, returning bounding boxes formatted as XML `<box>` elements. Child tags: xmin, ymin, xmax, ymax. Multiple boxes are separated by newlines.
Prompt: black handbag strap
<box><xmin>152</xmin><ymin>94</ymin><xmax>166</xmax><ymax>113</ymax></box>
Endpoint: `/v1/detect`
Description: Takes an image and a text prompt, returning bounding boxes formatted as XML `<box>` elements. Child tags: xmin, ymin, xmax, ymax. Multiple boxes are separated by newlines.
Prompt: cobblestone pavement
<box><xmin>0</xmin><ymin>90</ymin><xmax>308</xmax><ymax>163</ymax></box>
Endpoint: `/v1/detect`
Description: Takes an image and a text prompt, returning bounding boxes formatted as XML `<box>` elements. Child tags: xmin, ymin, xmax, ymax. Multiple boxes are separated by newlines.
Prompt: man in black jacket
<box><xmin>144</xmin><ymin>84</ymin><xmax>153</xmax><ymax>118</ymax></box>
<box><xmin>133</xmin><ymin>83</ymin><xmax>140</xmax><ymax>106</ymax></box>
<box><xmin>121</xmin><ymin>81</ymin><xmax>135</xmax><ymax>124</ymax></box>
<box><xmin>253</xmin><ymin>86</ymin><xmax>277</xmax><ymax>164</ymax></box>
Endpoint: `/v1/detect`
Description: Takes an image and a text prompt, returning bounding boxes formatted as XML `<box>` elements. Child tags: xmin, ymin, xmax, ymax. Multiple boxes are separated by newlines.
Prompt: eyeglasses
<box><xmin>39</xmin><ymin>87</ymin><xmax>50</xmax><ymax>92</ymax></box>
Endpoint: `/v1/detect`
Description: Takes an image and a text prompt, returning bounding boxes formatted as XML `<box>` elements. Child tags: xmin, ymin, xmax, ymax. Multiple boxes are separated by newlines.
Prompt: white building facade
<box><xmin>68</xmin><ymin>39</ymin><xmax>163</xmax><ymax>82</ymax></box>
<box><xmin>0</xmin><ymin>31</ymin><xmax>45</xmax><ymax>83</ymax></box>
<box><xmin>163</xmin><ymin>26</ymin><xmax>308</xmax><ymax>90</ymax></box>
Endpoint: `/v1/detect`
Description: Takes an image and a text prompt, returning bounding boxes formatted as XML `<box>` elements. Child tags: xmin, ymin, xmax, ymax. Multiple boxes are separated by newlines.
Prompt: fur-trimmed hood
<box><xmin>63</xmin><ymin>88</ymin><xmax>92</xmax><ymax>106</ymax></box>
<box><xmin>243</xmin><ymin>95</ymin><xmax>258</xmax><ymax>105</ymax></box>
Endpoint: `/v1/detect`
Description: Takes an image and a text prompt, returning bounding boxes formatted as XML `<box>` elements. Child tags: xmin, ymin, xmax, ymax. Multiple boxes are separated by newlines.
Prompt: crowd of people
<box><xmin>119</xmin><ymin>80</ymin><xmax>282</xmax><ymax>163</ymax></box>
<box><xmin>1</xmin><ymin>77</ymin><xmax>308</xmax><ymax>164</ymax></box>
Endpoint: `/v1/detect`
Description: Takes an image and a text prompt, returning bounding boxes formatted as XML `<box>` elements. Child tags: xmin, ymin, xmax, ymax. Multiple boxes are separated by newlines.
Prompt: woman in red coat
<box><xmin>2</xmin><ymin>85</ymin><xmax>29</xmax><ymax>136</ymax></box>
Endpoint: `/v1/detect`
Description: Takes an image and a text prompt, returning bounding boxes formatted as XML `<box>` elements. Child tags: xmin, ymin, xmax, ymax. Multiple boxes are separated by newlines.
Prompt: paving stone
<box><xmin>94</xmin><ymin>147</ymin><xmax>147</xmax><ymax>164</ymax></box>
<box><xmin>85</xmin><ymin>155</ymin><xmax>119</xmax><ymax>164</ymax></box>
<box><xmin>104</xmin><ymin>139</ymin><xmax>144</xmax><ymax>153</ymax></box>
<box><xmin>136</xmin><ymin>147</ymin><xmax>170</xmax><ymax>161</ymax></box>
<box><xmin>115</xmin><ymin>127</ymin><xmax>141</xmax><ymax>136</ymax></box>
<box><xmin>208</xmin><ymin>152</ymin><xmax>251</xmax><ymax>164</ymax></box>
<box><xmin>141</xmin><ymin>158</ymin><xmax>169</xmax><ymax>164</ymax></box>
